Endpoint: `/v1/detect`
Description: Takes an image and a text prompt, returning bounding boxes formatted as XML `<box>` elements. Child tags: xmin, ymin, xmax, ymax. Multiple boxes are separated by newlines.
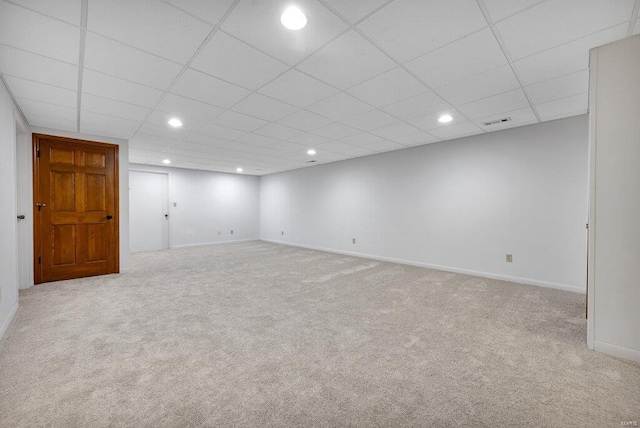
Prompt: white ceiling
<box><xmin>1</xmin><ymin>0</ymin><xmax>639</xmax><ymax>175</ymax></box>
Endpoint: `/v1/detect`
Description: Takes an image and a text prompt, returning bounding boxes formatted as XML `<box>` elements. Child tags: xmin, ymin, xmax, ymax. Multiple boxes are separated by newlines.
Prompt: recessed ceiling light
<box><xmin>236</xmin><ymin>167</ymin><xmax>243</xmax><ymax>173</ymax></box>
<box><xmin>162</xmin><ymin>159</ymin><xmax>171</xmax><ymax>164</ymax></box>
<box><xmin>438</xmin><ymin>114</ymin><xmax>453</xmax><ymax>123</ymax></box>
<box><xmin>168</xmin><ymin>118</ymin><xmax>183</xmax><ymax>128</ymax></box>
<box><xmin>281</xmin><ymin>6</ymin><xmax>307</xmax><ymax>30</ymax></box>
<box><xmin>307</xmin><ymin>149</ymin><xmax>316</xmax><ymax>155</ymax></box>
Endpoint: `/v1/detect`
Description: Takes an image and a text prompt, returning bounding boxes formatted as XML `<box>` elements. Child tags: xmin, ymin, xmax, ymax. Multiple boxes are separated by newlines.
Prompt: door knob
<box><xmin>17</xmin><ymin>215</ymin><xmax>25</xmax><ymax>220</ymax></box>
<box><xmin>105</xmin><ymin>215</ymin><xmax>113</xmax><ymax>220</ymax></box>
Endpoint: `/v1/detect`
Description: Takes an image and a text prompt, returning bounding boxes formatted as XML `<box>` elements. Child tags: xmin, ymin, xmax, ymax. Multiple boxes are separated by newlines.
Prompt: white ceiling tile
<box><xmin>347</xmin><ymin>67</ymin><xmax>426</xmax><ymax>107</ymax></box>
<box><xmin>276</xmin><ymin>151</ymin><xmax>316</xmax><ymax>162</ymax></box>
<box><xmin>4</xmin><ymin>75</ymin><xmax>76</xmax><ymax>108</ymax></box>
<box><xmin>408</xmin><ymin>109</ymin><xmax>466</xmax><ymax>132</ymax></box>
<box><xmin>171</xmin><ymin>68</ymin><xmax>250</xmax><ymax>107</ymax></box>
<box><xmin>259</xmin><ymin>70</ymin><xmax>338</xmax><ymax>107</ymax></box>
<box><xmin>457</xmin><ymin>89</ymin><xmax>530</xmax><ymax>120</ymax></box>
<box><xmin>536</xmin><ymin>92</ymin><xmax>588</xmax><ymax>121</ymax></box>
<box><xmin>317</xmin><ymin>141</ymin><xmax>376</xmax><ymax>156</ymax></box>
<box><xmin>483</xmin><ymin>0</ymin><xmax>547</xmax><ymax>23</ymax></box>
<box><xmin>184</xmin><ymin>133</ymin><xmax>230</xmax><ymax>148</ymax></box>
<box><xmin>17</xmin><ymin>97</ymin><xmax>77</xmax><ymax>122</ymax></box>
<box><xmin>9</xmin><ymin>0</ymin><xmax>82</xmax><ymax>25</ymax></box>
<box><xmin>130</xmin><ymin>133</ymin><xmax>177</xmax><ymax>150</ymax></box>
<box><xmin>254</xmin><ymin>123</ymin><xmax>304</xmax><ymax>141</ymax></box>
<box><xmin>297</xmin><ymin>30</ymin><xmax>396</xmax><ymax>90</ymax></box>
<box><xmin>163</xmin><ymin>0</ymin><xmax>236</xmax><ymax>25</ymax></box>
<box><xmin>406</xmin><ymin>28</ymin><xmax>507</xmax><ymax>88</ymax></box>
<box><xmin>231</xmin><ymin>93</ymin><xmax>298</xmax><ymax>121</ymax></box>
<box><xmin>138</xmin><ymin>122</ymin><xmax>188</xmax><ymax>141</ymax></box>
<box><xmin>320</xmin><ymin>0</ymin><xmax>389</xmax><ymax>23</ymax></box>
<box><xmin>312</xmin><ymin>122</ymin><xmax>361</xmax><ymax>139</ymax></box>
<box><xmin>392</xmin><ymin>131</ymin><xmax>440</xmax><ymax>147</ymax></box>
<box><xmin>307</xmin><ymin>92</ymin><xmax>374</xmax><ymax>121</ymax></box>
<box><xmin>381</xmin><ymin>90</ymin><xmax>450</xmax><ymax>121</ymax></box>
<box><xmin>0</xmin><ymin>2</ymin><xmax>79</xmax><ymax>64</ymax></box>
<box><xmin>364</xmin><ymin>140</ymin><xmax>406</xmax><ymax>153</ymax></box>
<box><xmin>289</xmin><ymin>133</ymin><xmax>330</xmax><ymax>147</ymax></box>
<box><xmin>83</xmin><ymin>69</ymin><xmax>163</xmax><ymax>107</ymax></box>
<box><xmin>236</xmin><ymin>133</ymin><xmax>303</xmax><ymax>152</ymax></box>
<box><xmin>195</xmin><ymin>123</ymin><xmax>246</xmax><ymax>140</ymax></box>
<box><xmin>223</xmin><ymin>141</ymin><xmax>281</xmax><ymax>156</ymax></box>
<box><xmin>191</xmin><ymin>31</ymin><xmax>288</xmax><ymax>90</ymax></box>
<box><xmin>436</xmin><ymin>64</ymin><xmax>520</xmax><ymax>105</ymax></box>
<box><xmin>155</xmin><ymin>93</ymin><xmax>224</xmax><ymax>123</ymax></box>
<box><xmin>341</xmin><ymin>109</ymin><xmax>398</xmax><ymax>131</ymax></box>
<box><xmin>0</xmin><ymin>45</ymin><xmax>78</xmax><ymax>89</ymax></box>
<box><xmin>212</xmin><ymin>110</ymin><xmax>268</xmax><ymax>132</ymax></box>
<box><xmin>80</xmin><ymin>122</ymin><xmax>134</xmax><ymax>140</ymax></box>
<box><xmin>221</xmin><ymin>0</ymin><xmax>348</xmax><ymax>65</ymax></box>
<box><xmin>513</xmin><ymin>24</ymin><xmax>627</xmax><ymax>85</ymax></box>
<box><xmin>24</xmin><ymin>112</ymin><xmax>77</xmax><ymax>132</ymax></box>
<box><xmin>81</xmin><ymin>110</ymin><xmax>140</xmax><ymax>135</ymax></box>
<box><xmin>339</xmin><ymin>132</ymin><xmax>384</xmax><ymax>146</ymax></box>
<box><xmin>84</xmin><ymin>32</ymin><xmax>182</xmax><ymax>90</ymax></box>
<box><xmin>277</xmin><ymin>109</ymin><xmax>333</xmax><ymax>131</ymax></box>
<box><xmin>370</xmin><ymin>122</ymin><xmax>421</xmax><ymax>139</ymax></box>
<box><xmin>473</xmin><ymin>106</ymin><xmax>538</xmax><ymax>131</ymax></box>
<box><xmin>497</xmin><ymin>0</ymin><xmax>634</xmax><ymax>60</ymax></box>
<box><xmin>525</xmin><ymin>69</ymin><xmax>589</xmax><ymax>105</ymax></box>
<box><xmin>87</xmin><ymin>0</ymin><xmax>212</xmax><ymax>64</ymax></box>
<box><xmin>427</xmin><ymin>121</ymin><xmax>484</xmax><ymax>140</ymax></box>
<box><xmin>358</xmin><ymin>0</ymin><xmax>487</xmax><ymax>62</ymax></box>
<box><xmin>81</xmin><ymin>93</ymin><xmax>150</xmax><ymax>121</ymax></box>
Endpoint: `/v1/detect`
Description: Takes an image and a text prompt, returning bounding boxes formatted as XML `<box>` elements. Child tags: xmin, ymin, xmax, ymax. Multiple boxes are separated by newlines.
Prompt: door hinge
<box><xmin>38</xmin><ymin>256</ymin><xmax>41</xmax><ymax>265</ymax></box>
<box><xmin>36</xmin><ymin>150</ymin><xmax>40</xmax><ymax>158</ymax></box>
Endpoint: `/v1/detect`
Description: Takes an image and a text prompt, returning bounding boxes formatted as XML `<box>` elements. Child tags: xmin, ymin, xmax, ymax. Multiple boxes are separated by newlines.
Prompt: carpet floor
<box><xmin>0</xmin><ymin>241</ymin><xmax>638</xmax><ymax>427</ymax></box>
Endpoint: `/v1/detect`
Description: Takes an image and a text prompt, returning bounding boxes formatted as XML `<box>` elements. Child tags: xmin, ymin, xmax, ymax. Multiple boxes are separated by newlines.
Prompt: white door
<box><xmin>129</xmin><ymin>171</ymin><xmax>169</xmax><ymax>252</ymax></box>
<box><xmin>15</xmin><ymin>119</ymin><xmax>32</xmax><ymax>289</ymax></box>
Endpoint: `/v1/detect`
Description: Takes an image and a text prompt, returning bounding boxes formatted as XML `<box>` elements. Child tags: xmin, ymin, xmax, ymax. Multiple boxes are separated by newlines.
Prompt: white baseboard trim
<box><xmin>261</xmin><ymin>239</ymin><xmax>585</xmax><ymax>294</ymax></box>
<box><xmin>0</xmin><ymin>302</ymin><xmax>19</xmax><ymax>341</ymax></box>
<box><xmin>593</xmin><ymin>340</ymin><xmax>640</xmax><ymax>363</ymax></box>
<box><xmin>172</xmin><ymin>238</ymin><xmax>259</xmax><ymax>249</ymax></box>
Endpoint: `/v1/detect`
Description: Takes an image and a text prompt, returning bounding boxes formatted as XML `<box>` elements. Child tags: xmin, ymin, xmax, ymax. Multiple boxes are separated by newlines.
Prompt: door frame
<box><xmin>32</xmin><ymin>133</ymin><xmax>120</xmax><ymax>284</ymax></box>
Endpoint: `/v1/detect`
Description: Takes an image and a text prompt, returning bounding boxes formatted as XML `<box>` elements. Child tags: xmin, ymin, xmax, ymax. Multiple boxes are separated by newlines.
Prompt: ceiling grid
<box><xmin>0</xmin><ymin>0</ymin><xmax>636</xmax><ymax>174</ymax></box>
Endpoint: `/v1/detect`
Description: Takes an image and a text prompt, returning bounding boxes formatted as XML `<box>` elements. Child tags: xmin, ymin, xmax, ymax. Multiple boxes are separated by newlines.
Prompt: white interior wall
<box><xmin>261</xmin><ymin>116</ymin><xmax>589</xmax><ymax>293</ymax></box>
<box><xmin>129</xmin><ymin>164</ymin><xmax>260</xmax><ymax>248</ymax></box>
<box><xmin>588</xmin><ymin>35</ymin><xmax>640</xmax><ymax>362</ymax></box>
<box><xmin>30</xmin><ymin>126</ymin><xmax>131</xmax><ymax>273</ymax></box>
<box><xmin>0</xmin><ymin>79</ymin><xmax>21</xmax><ymax>339</ymax></box>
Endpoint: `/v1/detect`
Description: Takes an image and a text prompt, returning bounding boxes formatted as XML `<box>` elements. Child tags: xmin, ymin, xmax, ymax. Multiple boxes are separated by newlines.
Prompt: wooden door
<box><xmin>33</xmin><ymin>134</ymin><xmax>119</xmax><ymax>284</ymax></box>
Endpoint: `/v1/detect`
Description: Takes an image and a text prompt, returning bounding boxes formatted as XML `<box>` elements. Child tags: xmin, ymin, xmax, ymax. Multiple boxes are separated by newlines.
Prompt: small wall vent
<box><xmin>482</xmin><ymin>117</ymin><xmax>512</xmax><ymax>126</ymax></box>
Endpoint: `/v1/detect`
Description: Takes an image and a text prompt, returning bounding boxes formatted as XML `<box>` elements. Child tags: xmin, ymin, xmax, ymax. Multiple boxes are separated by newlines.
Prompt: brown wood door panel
<box><xmin>34</xmin><ymin>134</ymin><xmax>119</xmax><ymax>284</ymax></box>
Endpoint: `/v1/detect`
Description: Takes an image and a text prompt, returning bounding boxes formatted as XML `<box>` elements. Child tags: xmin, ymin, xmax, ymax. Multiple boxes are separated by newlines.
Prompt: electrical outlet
<box><xmin>173</xmin><ymin>202</ymin><xmax>177</xmax><ymax>207</ymax></box>
<box><xmin>230</xmin><ymin>230</ymin><xmax>234</xmax><ymax>235</ymax></box>
<box><xmin>352</xmin><ymin>238</ymin><xmax>356</xmax><ymax>244</ymax></box>
<box><xmin>281</xmin><ymin>231</ymin><xmax>284</xmax><ymax>236</ymax></box>
<box><xmin>217</xmin><ymin>231</ymin><xmax>221</xmax><ymax>236</ymax></box>
<box><xmin>506</xmin><ymin>254</ymin><xmax>513</xmax><ymax>263</ymax></box>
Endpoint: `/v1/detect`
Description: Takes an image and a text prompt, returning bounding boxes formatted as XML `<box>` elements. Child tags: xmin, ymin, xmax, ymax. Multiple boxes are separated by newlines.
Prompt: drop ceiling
<box><xmin>1</xmin><ymin>0</ymin><xmax>639</xmax><ymax>175</ymax></box>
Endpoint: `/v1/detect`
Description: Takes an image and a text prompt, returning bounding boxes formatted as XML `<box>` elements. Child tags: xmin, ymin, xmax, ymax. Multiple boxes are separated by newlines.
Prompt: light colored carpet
<box><xmin>0</xmin><ymin>241</ymin><xmax>638</xmax><ymax>427</ymax></box>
